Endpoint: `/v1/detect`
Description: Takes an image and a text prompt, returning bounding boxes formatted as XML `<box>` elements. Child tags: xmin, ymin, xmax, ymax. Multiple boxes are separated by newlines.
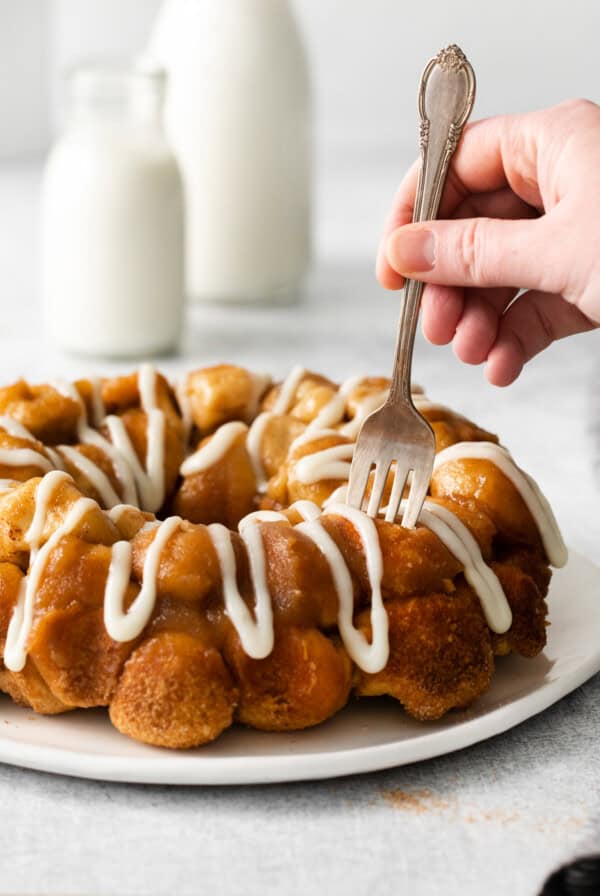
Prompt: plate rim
<box><xmin>0</xmin><ymin>550</ymin><xmax>598</xmax><ymax>786</ymax></box>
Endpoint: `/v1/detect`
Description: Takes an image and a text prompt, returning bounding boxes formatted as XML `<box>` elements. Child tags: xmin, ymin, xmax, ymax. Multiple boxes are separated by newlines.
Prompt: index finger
<box><xmin>376</xmin><ymin>157</ymin><xmax>471</xmax><ymax>289</ymax></box>
<box><xmin>376</xmin><ymin>113</ymin><xmax>541</xmax><ymax>289</ymax></box>
<box><xmin>376</xmin><ymin>159</ymin><xmax>419</xmax><ymax>289</ymax></box>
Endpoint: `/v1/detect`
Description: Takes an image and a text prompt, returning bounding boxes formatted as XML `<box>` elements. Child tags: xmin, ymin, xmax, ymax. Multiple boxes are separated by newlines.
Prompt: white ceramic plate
<box><xmin>0</xmin><ymin>550</ymin><xmax>598</xmax><ymax>785</ymax></box>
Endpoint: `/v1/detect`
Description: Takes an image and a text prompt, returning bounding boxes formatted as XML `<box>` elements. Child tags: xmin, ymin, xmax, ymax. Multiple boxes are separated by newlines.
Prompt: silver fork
<box><xmin>346</xmin><ymin>44</ymin><xmax>476</xmax><ymax>528</ymax></box>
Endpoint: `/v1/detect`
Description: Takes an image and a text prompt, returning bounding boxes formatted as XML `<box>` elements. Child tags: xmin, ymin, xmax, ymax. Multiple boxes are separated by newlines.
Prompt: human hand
<box><xmin>377</xmin><ymin>100</ymin><xmax>600</xmax><ymax>386</ymax></box>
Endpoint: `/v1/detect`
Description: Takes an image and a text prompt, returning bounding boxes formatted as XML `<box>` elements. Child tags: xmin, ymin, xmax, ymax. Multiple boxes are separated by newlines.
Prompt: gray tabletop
<box><xmin>0</xmin><ymin>163</ymin><xmax>599</xmax><ymax>896</ymax></box>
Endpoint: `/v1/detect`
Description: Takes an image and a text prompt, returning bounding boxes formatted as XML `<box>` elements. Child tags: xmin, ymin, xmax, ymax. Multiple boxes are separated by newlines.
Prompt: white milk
<box><xmin>41</xmin><ymin>66</ymin><xmax>185</xmax><ymax>357</ymax></box>
<box><xmin>148</xmin><ymin>0</ymin><xmax>312</xmax><ymax>305</ymax></box>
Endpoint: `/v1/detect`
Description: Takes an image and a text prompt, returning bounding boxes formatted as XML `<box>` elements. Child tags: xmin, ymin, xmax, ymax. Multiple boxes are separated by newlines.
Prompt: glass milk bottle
<box><xmin>41</xmin><ymin>65</ymin><xmax>184</xmax><ymax>357</ymax></box>
<box><xmin>148</xmin><ymin>0</ymin><xmax>311</xmax><ymax>305</ymax></box>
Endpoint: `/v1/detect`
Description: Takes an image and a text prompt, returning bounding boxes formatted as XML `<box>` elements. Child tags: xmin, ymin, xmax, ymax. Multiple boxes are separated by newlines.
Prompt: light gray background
<box><xmin>4</xmin><ymin>1</ymin><xmax>600</xmax><ymax>158</ymax></box>
<box><xmin>0</xmin><ymin>3</ymin><xmax>599</xmax><ymax>895</ymax></box>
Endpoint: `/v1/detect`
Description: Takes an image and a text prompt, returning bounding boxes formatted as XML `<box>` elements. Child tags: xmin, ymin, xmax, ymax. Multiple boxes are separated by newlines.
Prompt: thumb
<box><xmin>386</xmin><ymin>217</ymin><xmax>560</xmax><ymax>293</ymax></box>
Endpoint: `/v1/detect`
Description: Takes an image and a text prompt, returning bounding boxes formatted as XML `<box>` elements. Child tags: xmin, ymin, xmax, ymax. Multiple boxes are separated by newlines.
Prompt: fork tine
<box><xmin>401</xmin><ymin>464</ymin><xmax>430</xmax><ymax>528</ymax></box>
<box><xmin>346</xmin><ymin>457</ymin><xmax>372</xmax><ymax>511</ymax></box>
<box><xmin>384</xmin><ymin>464</ymin><xmax>409</xmax><ymax>523</ymax></box>
<box><xmin>366</xmin><ymin>460</ymin><xmax>391</xmax><ymax>517</ymax></box>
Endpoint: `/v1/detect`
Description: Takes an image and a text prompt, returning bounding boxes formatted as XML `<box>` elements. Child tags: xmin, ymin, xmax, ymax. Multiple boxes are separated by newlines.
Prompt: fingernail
<box><xmin>387</xmin><ymin>228</ymin><xmax>436</xmax><ymax>274</ymax></box>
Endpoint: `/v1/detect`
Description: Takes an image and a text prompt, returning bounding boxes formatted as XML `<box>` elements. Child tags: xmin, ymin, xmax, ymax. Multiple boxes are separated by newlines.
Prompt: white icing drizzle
<box><xmin>1</xmin><ymin>458</ymin><xmax>519</xmax><ymax>676</ymax></box>
<box><xmin>271</xmin><ymin>365</ymin><xmax>306</xmax><ymax>415</ymax></box>
<box><xmin>0</xmin><ymin>368</ymin><xmax>563</xmax><ymax>678</ymax></box>
<box><xmin>0</xmin><ymin>367</ymin><xmax>435</xmax><ymax>523</ymax></box>
<box><xmin>0</xmin><ymin>479</ymin><xmax>19</xmax><ymax>494</ymax></box>
<box><xmin>338</xmin><ymin>376</ymin><xmax>365</xmax><ymax>397</ymax></box>
<box><xmin>105</xmin><ymin>414</ymin><xmax>165</xmax><ymax>512</ymax></box>
<box><xmin>0</xmin><ymin>369</ymin><xmax>170</xmax><ymax>666</ymax></box>
<box><xmin>0</xmin><ymin>416</ymin><xmax>36</xmax><ymax>442</ymax></box>
<box><xmin>294</xmin><ymin>500</ymin><xmax>389</xmax><ymax>673</ymax></box>
<box><xmin>417</xmin><ymin>499</ymin><xmax>512</xmax><ymax>633</ymax></box>
<box><xmin>294</xmin><ymin>443</ymin><xmax>354</xmax><ymax>485</ymax></box>
<box><xmin>2</xmin><ymin>466</ymin><xmax>185</xmax><ymax>669</ymax></box>
<box><xmin>413</xmin><ymin>396</ymin><xmax>448</xmax><ymax>412</ymax></box>
<box><xmin>0</xmin><ymin>448</ymin><xmax>53</xmax><ymax>473</ymax></box>
<box><xmin>336</xmin><ymin>381</ymin><xmax>426</xmax><ymax>440</ymax></box>
<box><xmin>25</xmin><ymin>470</ymin><xmax>72</xmax><ymax>547</ymax></box>
<box><xmin>290</xmin><ymin>376</ymin><xmax>389</xmax><ymax>442</ymax></box>
<box><xmin>107</xmin><ymin>503</ymin><xmax>143</xmax><ymax>525</ymax></box>
<box><xmin>209</xmin><ymin>497</ymin><xmax>413</xmax><ymax>671</ymax></box>
<box><xmin>180</xmin><ymin>422</ymin><xmax>248</xmax><ymax>477</ymax></box>
<box><xmin>323</xmin><ymin>484</ymin><xmax>349</xmax><ymax>507</ymax></box>
<box><xmin>174</xmin><ymin>376</ymin><xmax>194</xmax><ymax>440</ymax></box>
<box><xmin>208</xmin><ymin>520</ymin><xmax>274</xmax><ymax>659</ymax></box>
<box><xmin>339</xmin><ymin>390</ymin><xmax>389</xmax><ymax>439</ymax></box>
<box><xmin>251</xmin><ymin>371</ymin><xmax>417</xmax><ymax>492</ymax></box>
<box><xmin>175</xmin><ymin>370</ymin><xmax>271</xmax><ymax>448</ymax></box>
<box><xmin>338</xmin><ymin>379</ymin><xmax>390</xmax><ymax>438</ymax></box>
<box><xmin>245</xmin><ymin>411</ymin><xmax>274</xmax><ymax>491</ymax></box>
<box><xmin>321</xmin><ymin>502</ymin><xmax>389</xmax><ymax>671</ymax></box>
<box><xmin>51</xmin><ymin>377</ymin><xmax>138</xmax><ymax>505</ymax></box>
<box><xmin>78</xmin><ymin>424</ymin><xmax>138</xmax><ymax>507</ymax></box>
<box><xmin>137</xmin><ymin>363</ymin><xmax>157</xmax><ymax>416</ymax></box>
<box><xmin>433</xmin><ymin>441</ymin><xmax>568</xmax><ymax>568</ymax></box>
<box><xmin>4</xmin><ymin>471</ymin><xmax>95</xmax><ymax>672</ymax></box>
<box><xmin>104</xmin><ymin>515</ymin><xmax>181</xmax><ymax>642</ymax></box>
<box><xmin>0</xmin><ymin>413</ymin><xmax>56</xmax><ymax>478</ymax></box>
<box><xmin>45</xmin><ymin>447</ymin><xmax>66</xmax><ymax>471</ymax></box>
<box><xmin>246</xmin><ymin>372</ymin><xmax>272</xmax><ymax>421</ymax></box>
<box><xmin>49</xmin><ymin>377</ymin><xmax>84</xmax><ymax>416</ymax></box>
<box><xmin>52</xmin><ymin>367</ymin><xmax>166</xmax><ymax>513</ymax></box>
<box><xmin>58</xmin><ymin>445</ymin><xmax>122</xmax><ymax>509</ymax></box>
<box><xmin>135</xmin><ymin>363</ymin><xmax>166</xmax><ymax>513</ymax></box>
<box><xmin>304</xmin><ymin>392</ymin><xmax>347</xmax><ymax>434</ymax></box>
<box><xmin>242</xmin><ymin>373</ymin><xmax>388</xmax><ymax>493</ymax></box>
<box><xmin>289</xmin><ymin>427</ymin><xmax>340</xmax><ymax>450</ymax></box>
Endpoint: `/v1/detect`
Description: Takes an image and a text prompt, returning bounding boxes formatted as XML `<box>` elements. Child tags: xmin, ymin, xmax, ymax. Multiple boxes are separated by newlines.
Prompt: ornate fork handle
<box><xmin>388</xmin><ymin>45</ymin><xmax>476</xmax><ymax>405</ymax></box>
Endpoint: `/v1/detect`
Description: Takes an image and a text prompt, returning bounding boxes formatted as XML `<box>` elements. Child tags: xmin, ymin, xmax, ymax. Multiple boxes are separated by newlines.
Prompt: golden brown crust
<box><xmin>422</xmin><ymin>404</ymin><xmax>498</xmax><ymax>452</ymax></box>
<box><xmin>259</xmin><ymin>523</ymin><xmax>340</xmax><ymax>629</ymax></box>
<box><xmin>110</xmin><ymin>632</ymin><xmax>238</xmax><ymax>749</ymax></box>
<box><xmin>28</xmin><ymin>539</ymin><xmax>135</xmax><ymax>706</ymax></box>
<box><xmin>0</xmin><ymin>431</ymin><xmax>51</xmax><ymax>482</ymax></box>
<box><xmin>431</xmin><ymin>458</ymin><xmax>543</xmax><ymax>549</ymax></box>
<box><xmin>224</xmin><ymin>626</ymin><xmax>352</xmax><ymax>731</ymax></box>
<box><xmin>57</xmin><ymin>443</ymin><xmax>123</xmax><ymax>507</ymax></box>
<box><xmin>171</xmin><ymin>429</ymin><xmax>256</xmax><ymax>528</ymax></box>
<box><xmin>0</xmin><ymin>380</ymin><xmax>81</xmax><ymax>444</ymax></box>
<box><xmin>0</xmin><ymin>364</ymin><xmax>558</xmax><ymax>748</ymax></box>
<box><xmin>489</xmin><ymin>561</ymin><xmax>547</xmax><ymax>657</ymax></box>
<box><xmin>354</xmin><ymin>587</ymin><xmax>494</xmax><ymax>720</ymax></box>
<box><xmin>183</xmin><ymin>365</ymin><xmax>268</xmax><ymax>433</ymax></box>
<box><xmin>262</xmin><ymin>371</ymin><xmax>338</xmax><ymax>422</ymax></box>
<box><xmin>283</xmin><ymin>433</ymin><xmax>354</xmax><ymax>507</ymax></box>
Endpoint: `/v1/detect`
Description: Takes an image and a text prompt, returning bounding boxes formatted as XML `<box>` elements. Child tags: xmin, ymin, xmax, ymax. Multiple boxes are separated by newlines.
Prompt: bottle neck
<box><xmin>67</xmin><ymin>64</ymin><xmax>166</xmax><ymax>132</ymax></box>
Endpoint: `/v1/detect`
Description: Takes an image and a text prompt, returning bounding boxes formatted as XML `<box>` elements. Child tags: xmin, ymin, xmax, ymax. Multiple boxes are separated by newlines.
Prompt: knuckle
<box><xmin>528</xmin><ymin>301</ymin><xmax>555</xmax><ymax>349</ymax></box>
<box><xmin>503</xmin><ymin>319</ymin><xmax>529</xmax><ymax>362</ymax></box>
<box><xmin>457</xmin><ymin>217</ymin><xmax>488</xmax><ymax>282</ymax></box>
<box><xmin>557</xmin><ymin>97</ymin><xmax>599</xmax><ymax>122</ymax></box>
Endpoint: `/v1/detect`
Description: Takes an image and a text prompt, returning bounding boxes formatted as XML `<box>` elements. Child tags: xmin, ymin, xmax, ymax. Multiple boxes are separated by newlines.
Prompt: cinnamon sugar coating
<box><xmin>0</xmin><ymin>365</ymin><xmax>557</xmax><ymax>749</ymax></box>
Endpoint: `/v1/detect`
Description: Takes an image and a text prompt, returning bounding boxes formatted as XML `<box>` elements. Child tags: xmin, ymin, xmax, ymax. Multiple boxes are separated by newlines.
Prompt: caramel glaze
<box><xmin>0</xmin><ymin>364</ymin><xmax>561</xmax><ymax>749</ymax></box>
